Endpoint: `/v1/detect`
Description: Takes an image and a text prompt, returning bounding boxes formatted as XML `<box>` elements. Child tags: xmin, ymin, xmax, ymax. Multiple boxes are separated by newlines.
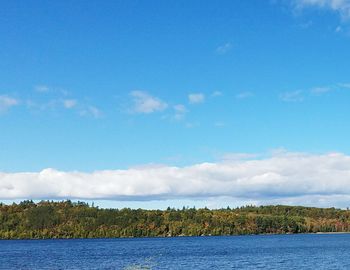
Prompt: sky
<box><xmin>1</xmin><ymin>0</ymin><xmax>350</xmax><ymax>209</ymax></box>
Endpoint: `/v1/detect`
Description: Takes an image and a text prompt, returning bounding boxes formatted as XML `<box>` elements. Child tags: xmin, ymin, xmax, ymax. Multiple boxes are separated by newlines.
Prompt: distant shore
<box><xmin>1</xmin><ymin>201</ymin><xmax>350</xmax><ymax>240</ymax></box>
<box><xmin>3</xmin><ymin>232</ymin><xmax>350</xmax><ymax>241</ymax></box>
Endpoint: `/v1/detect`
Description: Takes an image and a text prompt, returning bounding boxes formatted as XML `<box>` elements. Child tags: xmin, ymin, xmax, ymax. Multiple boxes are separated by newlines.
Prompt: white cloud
<box><xmin>130</xmin><ymin>91</ymin><xmax>168</xmax><ymax>114</ymax></box>
<box><xmin>188</xmin><ymin>93</ymin><xmax>205</xmax><ymax>104</ymax></box>
<box><xmin>280</xmin><ymin>90</ymin><xmax>304</xmax><ymax>102</ymax></box>
<box><xmin>2</xmin><ymin>151</ymin><xmax>350</xmax><ymax>207</ymax></box>
<box><xmin>0</xmin><ymin>95</ymin><xmax>19</xmax><ymax>112</ymax></box>
<box><xmin>216</xmin><ymin>42</ymin><xmax>232</xmax><ymax>54</ymax></box>
<box><xmin>295</xmin><ymin>0</ymin><xmax>350</xmax><ymax>19</ymax></box>
<box><xmin>63</xmin><ymin>99</ymin><xmax>77</xmax><ymax>109</ymax></box>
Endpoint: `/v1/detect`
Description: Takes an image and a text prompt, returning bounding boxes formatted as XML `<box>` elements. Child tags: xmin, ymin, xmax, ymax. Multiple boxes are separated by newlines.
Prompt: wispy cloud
<box><xmin>188</xmin><ymin>93</ymin><xmax>205</xmax><ymax>104</ymax></box>
<box><xmin>130</xmin><ymin>91</ymin><xmax>168</xmax><ymax>114</ymax></box>
<box><xmin>298</xmin><ymin>20</ymin><xmax>314</xmax><ymax>28</ymax></box>
<box><xmin>216</xmin><ymin>42</ymin><xmax>232</xmax><ymax>55</ymax></box>
<box><xmin>63</xmin><ymin>99</ymin><xmax>77</xmax><ymax>109</ymax></box>
<box><xmin>214</xmin><ymin>121</ymin><xmax>226</xmax><ymax>127</ymax></box>
<box><xmin>211</xmin><ymin>91</ymin><xmax>223</xmax><ymax>97</ymax></box>
<box><xmin>173</xmin><ymin>104</ymin><xmax>188</xmax><ymax>120</ymax></box>
<box><xmin>27</xmin><ymin>98</ymin><xmax>101</xmax><ymax>118</ymax></box>
<box><xmin>2</xmin><ymin>151</ymin><xmax>350</xmax><ymax>207</ymax></box>
<box><xmin>335</xmin><ymin>25</ymin><xmax>343</xmax><ymax>32</ymax></box>
<box><xmin>29</xmin><ymin>84</ymin><xmax>102</xmax><ymax>118</ymax></box>
<box><xmin>220</xmin><ymin>152</ymin><xmax>259</xmax><ymax>161</ymax></box>
<box><xmin>281</xmin><ymin>83</ymin><xmax>350</xmax><ymax>101</ymax></box>
<box><xmin>34</xmin><ymin>85</ymin><xmax>70</xmax><ymax>96</ymax></box>
<box><xmin>280</xmin><ymin>90</ymin><xmax>304</xmax><ymax>102</ymax></box>
<box><xmin>310</xmin><ymin>86</ymin><xmax>332</xmax><ymax>95</ymax></box>
<box><xmin>0</xmin><ymin>95</ymin><xmax>19</xmax><ymax>113</ymax></box>
<box><xmin>236</xmin><ymin>91</ymin><xmax>254</xmax><ymax>99</ymax></box>
<box><xmin>34</xmin><ymin>85</ymin><xmax>50</xmax><ymax>93</ymax></box>
<box><xmin>185</xmin><ymin>122</ymin><xmax>200</xmax><ymax>128</ymax></box>
<box><xmin>79</xmin><ymin>105</ymin><xmax>102</xmax><ymax>118</ymax></box>
<box><xmin>338</xmin><ymin>82</ymin><xmax>350</xmax><ymax>88</ymax></box>
<box><xmin>294</xmin><ymin>0</ymin><xmax>350</xmax><ymax>20</ymax></box>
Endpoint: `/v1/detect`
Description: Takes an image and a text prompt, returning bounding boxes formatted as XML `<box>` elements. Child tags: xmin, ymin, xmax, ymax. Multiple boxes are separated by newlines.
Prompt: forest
<box><xmin>0</xmin><ymin>200</ymin><xmax>350</xmax><ymax>239</ymax></box>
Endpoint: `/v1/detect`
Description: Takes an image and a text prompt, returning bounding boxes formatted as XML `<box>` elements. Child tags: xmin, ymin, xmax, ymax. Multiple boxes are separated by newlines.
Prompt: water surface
<box><xmin>1</xmin><ymin>234</ymin><xmax>350</xmax><ymax>269</ymax></box>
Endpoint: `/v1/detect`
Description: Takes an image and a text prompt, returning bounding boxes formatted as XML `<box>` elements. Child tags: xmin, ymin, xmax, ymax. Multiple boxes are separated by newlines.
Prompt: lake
<box><xmin>1</xmin><ymin>234</ymin><xmax>350</xmax><ymax>269</ymax></box>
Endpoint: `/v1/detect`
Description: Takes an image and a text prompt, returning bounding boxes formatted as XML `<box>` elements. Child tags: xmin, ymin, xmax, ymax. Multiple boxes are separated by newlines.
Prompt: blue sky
<box><xmin>1</xmin><ymin>0</ymin><xmax>350</xmax><ymax>208</ymax></box>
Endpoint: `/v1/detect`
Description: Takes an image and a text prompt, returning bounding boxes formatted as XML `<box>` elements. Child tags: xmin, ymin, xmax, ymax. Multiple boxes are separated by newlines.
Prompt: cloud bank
<box><xmin>1</xmin><ymin>151</ymin><xmax>350</xmax><ymax>207</ymax></box>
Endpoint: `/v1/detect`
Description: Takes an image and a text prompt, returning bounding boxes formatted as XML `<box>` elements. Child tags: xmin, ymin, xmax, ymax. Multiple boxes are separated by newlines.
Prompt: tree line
<box><xmin>0</xmin><ymin>200</ymin><xmax>349</xmax><ymax>239</ymax></box>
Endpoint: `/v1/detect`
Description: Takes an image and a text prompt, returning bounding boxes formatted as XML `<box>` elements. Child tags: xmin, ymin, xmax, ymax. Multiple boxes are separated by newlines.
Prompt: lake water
<box><xmin>1</xmin><ymin>234</ymin><xmax>350</xmax><ymax>269</ymax></box>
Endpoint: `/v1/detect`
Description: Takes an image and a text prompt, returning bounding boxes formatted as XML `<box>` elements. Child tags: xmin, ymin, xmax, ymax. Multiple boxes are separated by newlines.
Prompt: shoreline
<box><xmin>2</xmin><ymin>231</ymin><xmax>350</xmax><ymax>241</ymax></box>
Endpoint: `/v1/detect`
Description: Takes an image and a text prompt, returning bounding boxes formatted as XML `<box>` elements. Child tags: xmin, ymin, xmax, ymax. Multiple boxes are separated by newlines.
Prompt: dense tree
<box><xmin>0</xmin><ymin>201</ymin><xmax>349</xmax><ymax>239</ymax></box>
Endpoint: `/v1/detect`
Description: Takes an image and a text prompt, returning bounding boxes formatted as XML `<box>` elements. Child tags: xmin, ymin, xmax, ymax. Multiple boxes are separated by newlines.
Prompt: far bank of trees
<box><xmin>0</xmin><ymin>200</ymin><xmax>349</xmax><ymax>239</ymax></box>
